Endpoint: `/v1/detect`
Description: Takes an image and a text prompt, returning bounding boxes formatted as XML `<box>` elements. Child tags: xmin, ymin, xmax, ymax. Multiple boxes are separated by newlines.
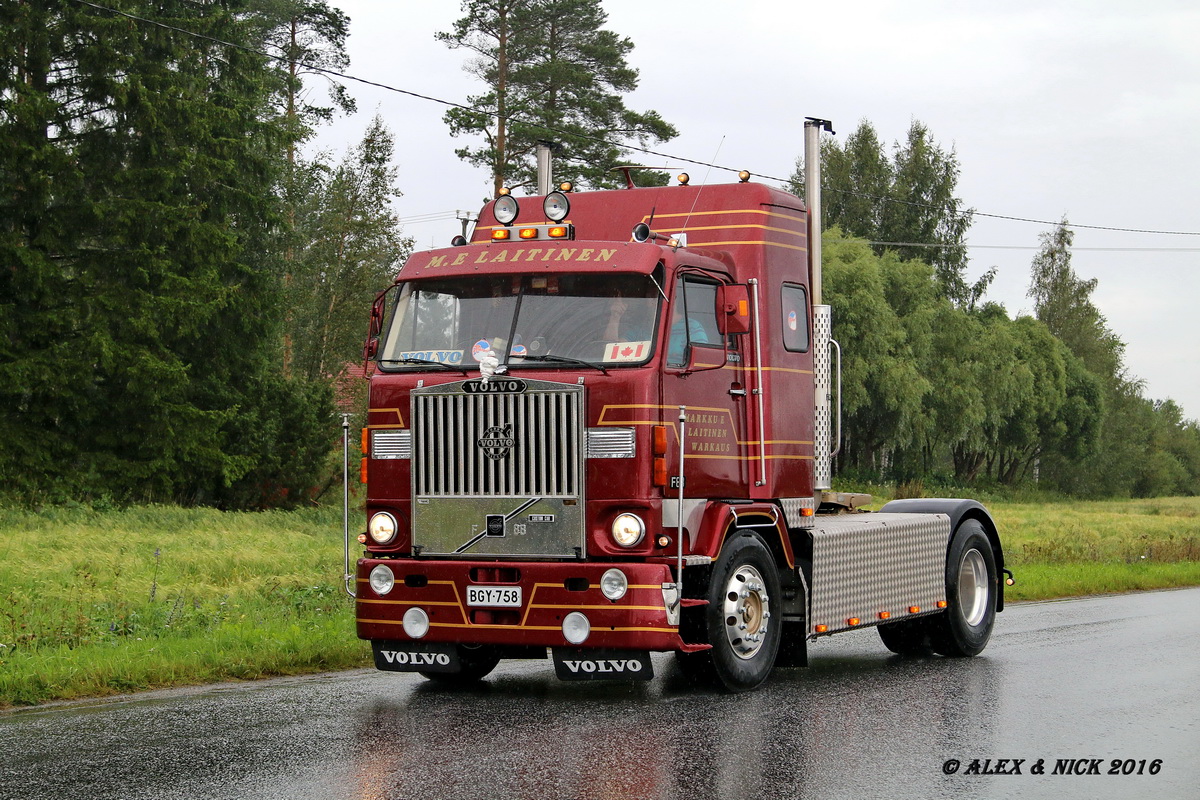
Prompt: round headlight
<box><xmin>369</xmin><ymin>564</ymin><xmax>395</xmax><ymax>596</ymax></box>
<box><xmin>562</xmin><ymin>611</ymin><xmax>591</xmax><ymax>645</ymax></box>
<box><xmin>600</xmin><ymin>568</ymin><xmax>628</xmax><ymax>601</ymax></box>
<box><xmin>368</xmin><ymin>512</ymin><xmax>398</xmax><ymax>544</ymax></box>
<box><xmin>542</xmin><ymin>190</ymin><xmax>570</xmax><ymax>222</ymax></box>
<box><xmin>402</xmin><ymin>607</ymin><xmax>430</xmax><ymax>639</ymax></box>
<box><xmin>494</xmin><ymin>194</ymin><xmax>519</xmax><ymax>225</ymax></box>
<box><xmin>611</xmin><ymin>513</ymin><xmax>645</xmax><ymax>548</ymax></box>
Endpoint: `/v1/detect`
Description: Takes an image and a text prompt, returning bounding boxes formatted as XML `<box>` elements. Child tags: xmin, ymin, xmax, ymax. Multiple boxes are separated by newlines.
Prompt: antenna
<box><xmin>678</xmin><ymin>136</ymin><xmax>726</xmax><ymax>243</ymax></box>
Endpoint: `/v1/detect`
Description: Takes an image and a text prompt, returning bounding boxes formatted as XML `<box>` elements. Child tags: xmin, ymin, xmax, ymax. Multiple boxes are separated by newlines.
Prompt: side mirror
<box><xmin>716</xmin><ymin>284</ymin><xmax>751</xmax><ymax>335</ymax></box>
<box><xmin>364</xmin><ymin>287</ymin><xmax>390</xmax><ymax>360</ymax></box>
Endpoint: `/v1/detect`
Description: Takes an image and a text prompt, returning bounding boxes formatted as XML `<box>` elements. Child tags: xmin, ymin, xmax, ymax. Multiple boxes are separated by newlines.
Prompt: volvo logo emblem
<box><xmin>478</xmin><ymin>423</ymin><xmax>515</xmax><ymax>460</ymax></box>
<box><xmin>463</xmin><ymin>379</ymin><xmax>527</xmax><ymax>394</ymax></box>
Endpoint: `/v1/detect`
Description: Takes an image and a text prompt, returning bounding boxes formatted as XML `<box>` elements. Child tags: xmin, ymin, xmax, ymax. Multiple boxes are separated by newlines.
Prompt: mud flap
<box><xmin>551</xmin><ymin>648</ymin><xmax>654</xmax><ymax>681</ymax></box>
<box><xmin>372</xmin><ymin>641</ymin><xmax>460</xmax><ymax>673</ymax></box>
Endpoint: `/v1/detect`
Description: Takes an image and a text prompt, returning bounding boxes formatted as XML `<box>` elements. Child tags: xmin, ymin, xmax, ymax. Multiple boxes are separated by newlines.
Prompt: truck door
<box><xmin>662</xmin><ymin>273</ymin><xmax>751</xmax><ymax>499</ymax></box>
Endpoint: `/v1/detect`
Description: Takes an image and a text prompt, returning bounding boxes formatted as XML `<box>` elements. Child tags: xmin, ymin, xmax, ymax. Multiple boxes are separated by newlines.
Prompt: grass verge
<box><xmin>0</xmin><ymin>497</ymin><xmax>1197</xmax><ymax>707</ymax></box>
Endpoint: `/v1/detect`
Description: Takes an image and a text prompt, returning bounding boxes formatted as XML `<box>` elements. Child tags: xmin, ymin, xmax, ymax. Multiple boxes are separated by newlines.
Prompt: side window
<box><xmin>781</xmin><ymin>283</ymin><xmax>809</xmax><ymax>352</ymax></box>
<box><xmin>667</xmin><ymin>278</ymin><xmax>722</xmax><ymax>365</ymax></box>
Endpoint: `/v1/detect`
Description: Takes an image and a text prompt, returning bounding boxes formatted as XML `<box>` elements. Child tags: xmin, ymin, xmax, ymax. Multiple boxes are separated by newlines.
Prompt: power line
<box><xmin>61</xmin><ymin>0</ymin><xmax>1200</xmax><ymax>239</ymax></box>
<box><xmin>835</xmin><ymin>239</ymin><xmax>1200</xmax><ymax>253</ymax></box>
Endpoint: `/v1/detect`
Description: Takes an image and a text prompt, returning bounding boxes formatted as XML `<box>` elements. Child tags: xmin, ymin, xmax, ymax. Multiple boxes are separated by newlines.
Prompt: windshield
<box><xmin>378</xmin><ymin>273</ymin><xmax>662</xmax><ymax>370</ymax></box>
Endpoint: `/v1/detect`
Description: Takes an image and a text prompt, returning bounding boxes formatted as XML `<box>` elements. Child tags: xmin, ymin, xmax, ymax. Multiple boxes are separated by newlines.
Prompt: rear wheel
<box><xmin>420</xmin><ymin>644</ymin><xmax>501</xmax><ymax>684</ymax></box>
<box><xmin>930</xmin><ymin>519</ymin><xmax>997</xmax><ymax>657</ymax></box>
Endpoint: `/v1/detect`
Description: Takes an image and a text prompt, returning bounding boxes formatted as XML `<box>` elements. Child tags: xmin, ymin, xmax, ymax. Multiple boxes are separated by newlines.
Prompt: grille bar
<box><xmin>413</xmin><ymin>384</ymin><xmax>582</xmax><ymax>497</ymax></box>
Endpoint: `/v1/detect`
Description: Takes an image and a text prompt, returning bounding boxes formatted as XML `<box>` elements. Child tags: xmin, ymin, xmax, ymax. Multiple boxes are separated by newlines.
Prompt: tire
<box><xmin>420</xmin><ymin>644</ymin><xmax>501</xmax><ymax>684</ymax></box>
<box><xmin>930</xmin><ymin>519</ymin><xmax>997</xmax><ymax>657</ymax></box>
<box><xmin>877</xmin><ymin>617</ymin><xmax>935</xmax><ymax>656</ymax></box>
<box><xmin>677</xmin><ymin>532</ymin><xmax>782</xmax><ymax>692</ymax></box>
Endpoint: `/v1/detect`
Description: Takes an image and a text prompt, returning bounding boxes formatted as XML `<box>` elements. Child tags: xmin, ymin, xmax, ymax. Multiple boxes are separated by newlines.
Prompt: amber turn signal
<box><xmin>652</xmin><ymin>425</ymin><xmax>668</xmax><ymax>455</ymax></box>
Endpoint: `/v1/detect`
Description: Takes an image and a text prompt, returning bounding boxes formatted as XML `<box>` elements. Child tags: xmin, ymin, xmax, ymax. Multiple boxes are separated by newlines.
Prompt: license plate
<box><xmin>467</xmin><ymin>585</ymin><xmax>522</xmax><ymax>607</ymax></box>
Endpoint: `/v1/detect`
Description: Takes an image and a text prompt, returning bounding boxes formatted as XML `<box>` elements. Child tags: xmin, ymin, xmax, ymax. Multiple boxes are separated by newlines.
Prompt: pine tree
<box><xmin>438</xmin><ymin>0</ymin><xmax>677</xmax><ymax>193</ymax></box>
<box><xmin>0</xmin><ymin>0</ymin><xmax>332</xmax><ymax>506</ymax></box>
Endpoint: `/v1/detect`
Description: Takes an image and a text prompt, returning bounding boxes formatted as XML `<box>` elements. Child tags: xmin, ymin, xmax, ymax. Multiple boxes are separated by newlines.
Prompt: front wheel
<box><xmin>679</xmin><ymin>532</ymin><xmax>782</xmax><ymax>692</ymax></box>
<box><xmin>930</xmin><ymin>519</ymin><xmax>997</xmax><ymax>657</ymax></box>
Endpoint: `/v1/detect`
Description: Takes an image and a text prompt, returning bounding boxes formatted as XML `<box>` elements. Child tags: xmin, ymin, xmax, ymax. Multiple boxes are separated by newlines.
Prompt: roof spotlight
<box><xmin>738</xmin><ymin>170</ymin><xmax>751</xmax><ymax>183</ymax></box>
<box><xmin>677</xmin><ymin>173</ymin><xmax>690</xmax><ymax>186</ymax></box>
<box><xmin>494</xmin><ymin>194</ymin><xmax>519</xmax><ymax>225</ymax></box>
<box><xmin>543</xmin><ymin>190</ymin><xmax>570</xmax><ymax>222</ymax></box>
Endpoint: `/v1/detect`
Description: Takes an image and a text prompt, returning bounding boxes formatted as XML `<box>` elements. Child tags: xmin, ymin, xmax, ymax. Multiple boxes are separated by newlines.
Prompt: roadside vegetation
<box><xmin>2</xmin><ymin>498</ymin><xmax>1197</xmax><ymax>709</ymax></box>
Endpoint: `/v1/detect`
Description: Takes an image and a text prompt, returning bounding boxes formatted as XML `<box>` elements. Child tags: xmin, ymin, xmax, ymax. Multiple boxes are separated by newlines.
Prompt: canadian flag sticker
<box><xmin>604</xmin><ymin>341</ymin><xmax>651</xmax><ymax>362</ymax></box>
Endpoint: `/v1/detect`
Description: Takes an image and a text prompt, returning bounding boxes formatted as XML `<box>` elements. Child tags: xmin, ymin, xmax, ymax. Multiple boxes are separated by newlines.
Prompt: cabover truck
<box><xmin>347</xmin><ymin>121</ymin><xmax>1008</xmax><ymax>691</ymax></box>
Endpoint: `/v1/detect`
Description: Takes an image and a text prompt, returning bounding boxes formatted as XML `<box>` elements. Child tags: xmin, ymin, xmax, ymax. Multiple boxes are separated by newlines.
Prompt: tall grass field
<box><xmin>1</xmin><ymin>498</ymin><xmax>1197</xmax><ymax>707</ymax></box>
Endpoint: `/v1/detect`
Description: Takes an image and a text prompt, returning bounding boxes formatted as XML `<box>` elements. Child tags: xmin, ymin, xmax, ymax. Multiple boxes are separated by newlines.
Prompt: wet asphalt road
<box><xmin>1</xmin><ymin>588</ymin><xmax>1197</xmax><ymax>800</ymax></box>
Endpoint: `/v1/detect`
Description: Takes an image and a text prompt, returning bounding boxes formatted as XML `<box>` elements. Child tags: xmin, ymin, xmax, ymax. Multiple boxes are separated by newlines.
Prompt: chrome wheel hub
<box><xmin>722</xmin><ymin>564</ymin><xmax>771</xmax><ymax>660</ymax></box>
<box><xmin>957</xmin><ymin>548</ymin><xmax>990</xmax><ymax>627</ymax></box>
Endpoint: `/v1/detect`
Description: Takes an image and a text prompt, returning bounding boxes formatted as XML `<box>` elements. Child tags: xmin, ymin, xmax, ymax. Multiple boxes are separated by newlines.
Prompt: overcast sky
<box><xmin>311</xmin><ymin>0</ymin><xmax>1200</xmax><ymax>421</ymax></box>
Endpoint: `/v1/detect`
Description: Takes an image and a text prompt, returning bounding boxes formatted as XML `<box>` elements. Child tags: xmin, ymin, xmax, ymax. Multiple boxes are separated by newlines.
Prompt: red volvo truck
<box><xmin>347</xmin><ymin>121</ymin><xmax>1009</xmax><ymax>691</ymax></box>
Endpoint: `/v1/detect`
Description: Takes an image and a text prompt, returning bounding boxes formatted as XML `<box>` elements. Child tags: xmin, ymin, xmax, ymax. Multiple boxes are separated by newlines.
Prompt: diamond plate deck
<box><xmin>808</xmin><ymin>513</ymin><xmax>950</xmax><ymax>636</ymax></box>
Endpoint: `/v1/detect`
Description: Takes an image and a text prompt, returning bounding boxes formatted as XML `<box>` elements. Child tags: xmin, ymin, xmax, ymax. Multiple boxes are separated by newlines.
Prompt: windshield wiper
<box><xmin>378</xmin><ymin>357</ymin><xmax>469</xmax><ymax>375</ymax></box>
<box><xmin>514</xmin><ymin>353</ymin><xmax>608</xmax><ymax>375</ymax></box>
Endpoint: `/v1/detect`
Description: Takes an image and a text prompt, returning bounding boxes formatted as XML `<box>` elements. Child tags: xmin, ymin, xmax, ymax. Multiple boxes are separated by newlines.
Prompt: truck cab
<box><xmin>352</xmin><ymin>180</ymin><xmax>1004</xmax><ymax>691</ymax></box>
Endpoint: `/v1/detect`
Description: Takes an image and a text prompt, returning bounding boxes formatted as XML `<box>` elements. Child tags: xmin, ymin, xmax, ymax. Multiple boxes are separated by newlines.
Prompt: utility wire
<box><xmin>833</xmin><ymin>239</ymin><xmax>1200</xmax><ymax>253</ymax></box>
<box><xmin>64</xmin><ymin>0</ymin><xmax>1200</xmax><ymax>239</ymax></box>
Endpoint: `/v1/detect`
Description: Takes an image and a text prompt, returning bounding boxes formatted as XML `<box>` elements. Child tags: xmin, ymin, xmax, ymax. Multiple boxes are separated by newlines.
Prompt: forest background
<box><xmin>2</xmin><ymin>0</ymin><xmax>1199</xmax><ymax>510</ymax></box>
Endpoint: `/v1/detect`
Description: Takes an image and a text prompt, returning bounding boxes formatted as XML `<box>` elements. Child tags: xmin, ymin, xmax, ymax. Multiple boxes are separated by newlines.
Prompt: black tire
<box><xmin>930</xmin><ymin>519</ymin><xmax>997</xmax><ymax>657</ymax></box>
<box><xmin>420</xmin><ymin>644</ymin><xmax>501</xmax><ymax>684</ymax></box>
<box><xmin>677</xmin><ymin>532</ymin><xmax>782</xmax><ymax>692</ymax></box>
<box><xmin>877</xmin><ymin>617</ymin><xmax>935</xmax><ymax>656</ymax></box>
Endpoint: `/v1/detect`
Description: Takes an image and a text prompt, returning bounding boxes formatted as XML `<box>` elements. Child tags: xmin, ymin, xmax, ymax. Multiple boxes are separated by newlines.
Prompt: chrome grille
<box><xmin>412</xmin><ymin>382</ymin><xmax>582</xmax><ymax>497</ymax></box>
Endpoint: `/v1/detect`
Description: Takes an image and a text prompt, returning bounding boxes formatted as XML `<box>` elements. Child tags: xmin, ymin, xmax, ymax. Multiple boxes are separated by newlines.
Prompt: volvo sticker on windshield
<box><xmin>399</xmin><ymin>349</ymin><xmax>464</xmax><ymax>364</ymax></box>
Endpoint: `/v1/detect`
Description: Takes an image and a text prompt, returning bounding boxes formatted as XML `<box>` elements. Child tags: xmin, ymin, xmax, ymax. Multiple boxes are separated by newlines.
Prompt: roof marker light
<box><xmin>492</xmin><ymin>228</ymin><xmax>511</xmax><ymax>241</ymax></box>
<box><xmin>518</xmin><ymin>227</ymin><xmax>538</xmax><ymax>239</ymax></box>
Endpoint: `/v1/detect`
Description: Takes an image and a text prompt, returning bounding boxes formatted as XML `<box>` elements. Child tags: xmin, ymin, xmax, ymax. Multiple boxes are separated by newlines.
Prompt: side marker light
<box><xmin>878</xmin><ymin>611</ymin><xmax>890</xmax><ymax>620</ymax></box>
<box><xmin>937</xmin><ymin>600</ymin><xmax>948</xmax><ymax>609</ymax></box>
<box><xmin>815</xmin><ymin>624</ymin><xmax>829</xmax><ymax>633</ymax></box>
<box><xmin>909</xmin><ymin>606</ymin><xmax>921</xmax><ymax>614</ymax></box>
<box><xmin>847</xmin><ymin>617</ymin><xmax>861</xmax><ymax>626</ymax></box>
